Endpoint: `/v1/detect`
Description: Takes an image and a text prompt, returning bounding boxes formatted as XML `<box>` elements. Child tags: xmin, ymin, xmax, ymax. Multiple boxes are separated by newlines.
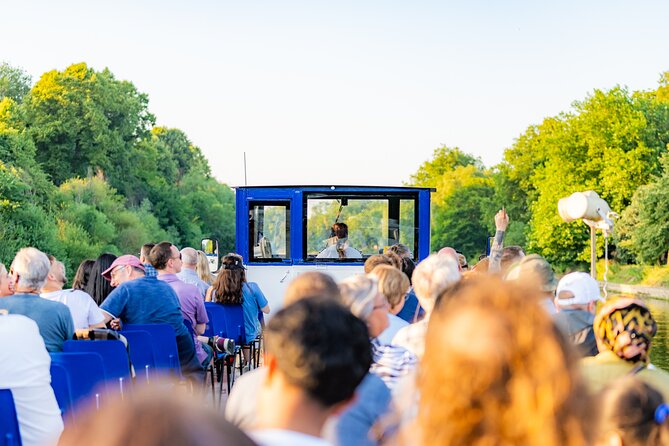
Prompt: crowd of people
<box><xmin>2</xmin><ymin>211</ymin><xmax>669</xmax><ymax>445</ymax></box>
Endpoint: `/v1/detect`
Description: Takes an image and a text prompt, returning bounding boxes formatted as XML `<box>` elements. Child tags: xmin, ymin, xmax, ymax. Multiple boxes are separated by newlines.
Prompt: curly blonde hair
<box><xmin>415</xmin><ymin>276</ymin><xmax>590</xmax><ymax>446</ymax></box>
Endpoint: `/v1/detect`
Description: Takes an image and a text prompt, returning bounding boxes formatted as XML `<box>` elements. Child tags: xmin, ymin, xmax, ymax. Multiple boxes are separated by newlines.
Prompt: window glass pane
<box><xmin>250</xmin><ymin>204</ymin><xmax>289</xmax><ymax>260</ymax></box>
<box><xmin>306</xmin><ymin>196</ymin><xmax>416</xmax><ymax>259</ymax></box>
<box><xmin>399</xmin><ymin>199</ymin><xmax>416</xmax><ymax>259</ymax></box>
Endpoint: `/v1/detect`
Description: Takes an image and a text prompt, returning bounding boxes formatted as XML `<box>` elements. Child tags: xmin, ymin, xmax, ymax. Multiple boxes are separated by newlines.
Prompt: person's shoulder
<box><xmin>251</xmin><ymin>429</ymin><xmax>330</xmax><ymax>446</ymax></box>
<box><xmin>1</xmin><ymin>313</ymin><xmax>40</xmax><ymax>333</ymax></box>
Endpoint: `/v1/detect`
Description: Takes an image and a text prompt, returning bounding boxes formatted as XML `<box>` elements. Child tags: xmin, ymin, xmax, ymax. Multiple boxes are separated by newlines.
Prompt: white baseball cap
<box><xmin>555</xmin><ymin>272</ymin><xmax>603</xmax><ymax>306</ymax></box>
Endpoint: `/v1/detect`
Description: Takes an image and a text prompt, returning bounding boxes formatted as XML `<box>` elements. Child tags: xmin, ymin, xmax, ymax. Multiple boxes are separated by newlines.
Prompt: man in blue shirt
<box><xmin>0</xmin><ymin>247</ymin><xmax>74</xmax><ymax>352</ymax></box>
<box><xmin>99</xmin><ymin>254</ymin><xmax>204</xmax><ymax>380</ymax></box>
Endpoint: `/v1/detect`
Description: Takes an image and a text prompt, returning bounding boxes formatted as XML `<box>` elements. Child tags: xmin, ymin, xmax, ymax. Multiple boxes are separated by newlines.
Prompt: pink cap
<box><xmin>101</xmin><ymin>255</ymin><xmax>145</xmax><ymax>281</ymax></box>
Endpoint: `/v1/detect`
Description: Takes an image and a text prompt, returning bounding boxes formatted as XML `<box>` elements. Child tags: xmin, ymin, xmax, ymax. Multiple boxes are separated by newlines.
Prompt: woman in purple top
<box><xmin>205</xmin><ymin>254</ymin><xmax>270</xmax><ymax>344</ymax></box>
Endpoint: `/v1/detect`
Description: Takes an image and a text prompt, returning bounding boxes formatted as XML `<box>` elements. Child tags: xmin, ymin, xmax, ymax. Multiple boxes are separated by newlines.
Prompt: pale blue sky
<box><xmin>3</xmin><ymin>1</ymin><xmax>668</xmax><ymax>186</ymax></box>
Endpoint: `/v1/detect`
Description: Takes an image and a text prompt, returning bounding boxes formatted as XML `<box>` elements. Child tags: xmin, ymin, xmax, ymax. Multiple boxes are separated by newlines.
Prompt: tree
<box><xmin>502</xmin><ymin>85</ymin><xmax>669</xmax><ymax>266</ymax></box>
<box><xmin>617</xmin><ymin>154</ymin><xmax>669</xmax><ymax>264</ymax></box>
<box><xmin>0</xmin><ymin>63</ymin><xmax>31</xmax><ymax>103</ymax></box>
<box><xmin>26</xmin><ymin>63</ymin><xmax>154</xmax><ymax>185</ymax></box>
<box><xmin>409</xmin><ymin>146</ymin><xmax>482</xmax><ymax>187</ymax></box>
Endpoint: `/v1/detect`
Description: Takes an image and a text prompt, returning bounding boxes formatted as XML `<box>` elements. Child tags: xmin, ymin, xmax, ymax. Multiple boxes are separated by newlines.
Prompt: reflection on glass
<box><xmin>306</xmin><ymin>197</ymin><xmax>416</xmax><ymax>258</ymax></box>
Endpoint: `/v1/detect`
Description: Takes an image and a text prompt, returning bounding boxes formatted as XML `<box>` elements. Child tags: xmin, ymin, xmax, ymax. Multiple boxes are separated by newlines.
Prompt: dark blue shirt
<box><xmin>0</xmin><ymin>293</ymin><xmax>74</xmax><ymax>352</ymax></box>
<box><xmin>396</xmin><ymin>289</ymin><xmax>424</xmax><ymax>323</ymax></box>
<box><xmin>100</xmin><ymin>276</ymin><xmax>188</xmax><ymax>338</ymax></box>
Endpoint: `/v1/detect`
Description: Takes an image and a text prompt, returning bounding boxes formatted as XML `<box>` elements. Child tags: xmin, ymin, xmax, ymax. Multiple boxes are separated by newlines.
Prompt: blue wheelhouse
<box><xmin>235</xmin><ymin>186</ymin><xmax>433</xmax><ymax>311</ymax></box>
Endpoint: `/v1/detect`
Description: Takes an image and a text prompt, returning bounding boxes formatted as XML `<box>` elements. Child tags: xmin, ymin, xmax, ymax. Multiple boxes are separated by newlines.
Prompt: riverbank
<box><xmin>600</xmin><ymin>281</ymin><xmax>669</xmax><ymax>299</ymax></box>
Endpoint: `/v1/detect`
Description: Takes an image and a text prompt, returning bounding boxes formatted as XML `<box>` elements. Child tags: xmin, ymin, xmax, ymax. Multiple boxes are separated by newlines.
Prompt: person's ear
<box><xmin>264</xmin><ymin>353</ymin><xmax>278</xmax><ymax>382</ymax></box>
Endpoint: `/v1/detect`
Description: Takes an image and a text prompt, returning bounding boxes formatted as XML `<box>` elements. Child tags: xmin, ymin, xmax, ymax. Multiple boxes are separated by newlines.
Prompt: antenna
<box><xmin>243</xmin><ymin>152</ymin><xmax>248</xmax><ymax>186</ymax></box>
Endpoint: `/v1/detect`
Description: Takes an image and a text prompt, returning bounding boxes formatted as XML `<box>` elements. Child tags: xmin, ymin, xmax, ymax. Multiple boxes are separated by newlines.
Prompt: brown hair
<box><xmin>364</xmin><ymin>254</ymin><xmax>394</xmax><ymax>274</ymax></box>
<box><xmin>284</xmin><ymin>272</ymin><xmax>341</xmax><ymax>305</ymax></box>
<box><xmin>72</xmin><ymin>259</ymin><xmax>95</xmax><ymax>290</ymax></box>
<box><xmin>211</xmin><ymin>254</ymin><xmax>246</xmax><ymax>305</ymax></box>
<box><xmin>500</xmin><ymin>245</ymin><xmax>525</xmax><ymax>274</ymax></box>
<box><xmin>415</xmin><ymin>276</ymin><xmax>590</xmax><ymax>446</ymax></box>
<box><xmin>149</xmin><ymin>241</ymin><xmax>175</xmax><ymax>270</ymax></box>
<box><xmin>58</xmin><ymin>381</ymin><xmax>256</xmax><ymax>446</ymax></box>
<box><xmin>370</xmin><ymin>265</ymin><xmax>409</xmax><ymax>310</ymax></box>
<box><xmin>332</xmin><ymin>222</ymin><xmax>348</xmax><ymax>239</ymax></box>
<box><xmin>593</xmin><ymin>377</ymin><xmax>669</xmax><ymax>446</ymax></box>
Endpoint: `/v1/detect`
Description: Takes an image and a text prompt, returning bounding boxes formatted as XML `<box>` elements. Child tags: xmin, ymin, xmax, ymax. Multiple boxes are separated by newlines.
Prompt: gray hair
<box><xmin>0</xmin><ymin>263</ymin><xmax>6</xmax><ymax>275</ymax></box>
<box><xmin>11</xmin><ymin>247</ymin><xmax>51</xmax><ymax>291</ymax></box>
<box><xmin>338</xmin><ymin>275</ymin><xmax>379</xmax><ymax>321</ymax></box>
<box><xmin>413</xmin><ymin>254</ymin><xmax>461</xmax><ymax>314</ymax></box>
<box><xmin>180</xmin><ymin>247</ymin><xmax>198</xmax><ymax>265</ymax></box>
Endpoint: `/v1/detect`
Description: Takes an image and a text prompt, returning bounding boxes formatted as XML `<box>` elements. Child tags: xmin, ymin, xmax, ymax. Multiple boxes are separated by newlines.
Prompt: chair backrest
<box><xmin>49</xmin><ymin>362</ymin><xmax>73</xmax><ymax>421</ymax></box>
<box><xmin>122</xmin><ymin>324</ymin><xmax>182</xmax><ymax>378</ymax></box>
<box><xmin>118</xmin><ymin>330</ymin><xmax>155</xmax><ymax>384</ymax></box>
<box><xmin>204</xmin><ymin>302</ymin><xmax>229</xmax><ymax>338</ymax></box>
<box><xmin>49</xmin><ymin>352</ymin><xmax>107</xmax><ymax>411</ymax></box>
<box><xmin>205</xmin><ymin>302</ymin><xmax>246</xmax><ymax>345</ymax></box>
<box><xmin>0</xmin><ymin>389</ymin><xmax>22</xmax><ymax>446</ymax></box>
<box><xmin>62</xmin><ymin>340</ymin><xmax>131</xmax><ymax>397</ymax></box>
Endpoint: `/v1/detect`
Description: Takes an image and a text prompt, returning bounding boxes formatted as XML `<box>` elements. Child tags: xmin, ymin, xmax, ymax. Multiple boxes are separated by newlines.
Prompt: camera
<box><xmin>211</xmin><ymin>336</ymin><xmax>236</xmax><ymax>355</ymax></box>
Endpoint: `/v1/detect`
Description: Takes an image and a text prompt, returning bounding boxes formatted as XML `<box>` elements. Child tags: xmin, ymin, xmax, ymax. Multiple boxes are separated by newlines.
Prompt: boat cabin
<box><xmin>211</xmin><ymin>185</ymin><xmax>433</xmax><ymax>312</ymax></box>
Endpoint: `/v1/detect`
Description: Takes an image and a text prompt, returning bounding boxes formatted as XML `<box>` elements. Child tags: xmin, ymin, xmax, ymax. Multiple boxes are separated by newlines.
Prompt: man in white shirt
<box><xmin>41</xmin><ymin>257</ymin><xmax>105</xmax><ymax>330</ymax></box>
<box><xmin>0</xmin><ymin>313</ymin><xmax>64</xmax><ymax>446</ymax></box>
<box><xmin>251</xmin><ymin>299</ymin><xmax>371</xmax><ymax>446</ymax></box>
<box><xmin>316</xmin><ymin>223</ymin><xmax>362</xmax><ymax>259</ymax></box>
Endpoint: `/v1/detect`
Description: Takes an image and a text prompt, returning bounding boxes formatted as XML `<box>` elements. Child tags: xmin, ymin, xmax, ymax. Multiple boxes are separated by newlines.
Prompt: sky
<box><xmin>2</xmin><ymin>0</ymin><xmax>669</xmax><ymax>187</ymax></box>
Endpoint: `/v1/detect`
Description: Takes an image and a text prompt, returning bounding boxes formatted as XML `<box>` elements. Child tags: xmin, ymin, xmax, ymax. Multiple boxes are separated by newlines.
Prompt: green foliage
<box><xmin>26</xmin><ymin>63</ymin><xmax>155</xmax><ymax>185</ymax></box>
<box><xmin>409</xmin><ymin>146</ymin><xmax>482</xmax><ymax>187</ymax></box>
<box><xmin>501</xmin><ymin>85</ymin><xmax>669</xmax><ymax>267</ymax></box>
<box><xmin>0</xmin><ymin>63</ymin><xmax>31</xmax><ymax>103</ymax></box>
<box><xmin>0</xmin><ymin>62</ymin><xmax>236</xmax><ymax>274</ymax></box>
<box><xmin>617</xmin><ymin>154</ymin><xmax>669</xmax><ymax>264</ymax></box>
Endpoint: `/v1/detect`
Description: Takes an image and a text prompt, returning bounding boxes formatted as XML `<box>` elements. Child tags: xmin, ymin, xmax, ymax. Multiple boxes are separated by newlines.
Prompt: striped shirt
<box><xmin>370</xmin><ymin>338</ymin><xmax>417</xmax><ymax>391</ymax></box>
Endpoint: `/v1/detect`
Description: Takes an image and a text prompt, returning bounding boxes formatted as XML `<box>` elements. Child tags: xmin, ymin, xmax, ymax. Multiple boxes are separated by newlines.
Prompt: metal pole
<box><xmin>590</xmin><ymin>226</ymin><xmax>597</xmax><ymax>279</ymax></box>
<box><xmin>244</xmin><ymin>152</ymin><xmax>248</xmax><ymax>186</ymax></box>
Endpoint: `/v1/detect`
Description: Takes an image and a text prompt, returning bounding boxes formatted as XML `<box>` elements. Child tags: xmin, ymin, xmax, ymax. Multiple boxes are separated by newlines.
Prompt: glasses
<box><xmin>110</xmin><ymin>265</ymin><xmax>127</xmax><ymax>280</ymax></box>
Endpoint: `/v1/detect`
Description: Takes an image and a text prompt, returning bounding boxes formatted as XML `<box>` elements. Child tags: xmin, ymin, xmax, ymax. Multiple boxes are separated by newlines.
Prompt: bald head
<box><xmin>180</xmin><ymin>247</ymin><xmax>198</xmax><ymax>268</ymax></box>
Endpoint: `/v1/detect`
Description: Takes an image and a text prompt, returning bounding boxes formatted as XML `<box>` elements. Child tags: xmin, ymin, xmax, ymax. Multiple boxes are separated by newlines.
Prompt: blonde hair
<box><xmin>369</xmin><ymin>265</ymin><xmax>409</xmax><ymax>310</ymax></box>
<box><xmin>196</xmin><ymin>250</ymin><xmax>214</xmax><ymax>285</ymax></box>
<box><xmin>415</xmin><ymin>276</ymin><xmax>589</xmax><ymax>446</ymax></box>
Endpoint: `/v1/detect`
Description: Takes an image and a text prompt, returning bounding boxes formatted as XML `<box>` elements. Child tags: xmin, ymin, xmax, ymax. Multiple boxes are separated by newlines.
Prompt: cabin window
<box><xmin>304</xmin><ymin>194</ymin><xmax>418</xmax><ymax>260</ymax></box>
<box><xmin>248</xmin><ymin>202</ymin><xmax>290</xmax><ymax>261</ymax></box>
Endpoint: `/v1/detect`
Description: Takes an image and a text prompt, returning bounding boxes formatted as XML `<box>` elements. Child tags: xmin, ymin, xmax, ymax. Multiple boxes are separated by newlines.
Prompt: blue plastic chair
<box><xmin>49</xmin><ymin>362</ymin><xmax>74</xmax><ymax>423</ymax></box>
<box><xmin>204</xmin><ymin>303</ymin><xmax>242</xmax><ymax>396</ymax></box>
<box><xmin>122</xmin><ymin>324</ymin><xmax>182</xmax><ymax>378</ymax></box>
<box><xmin>0</xmin><ymin>389</ymin><xmax>22</xmax><ymax>446</ymax></box>
<box><xmin>119</xmin><ymin>330</ymin><xmax>155</xmax><ymax>384</ymax></box>
<box><xmin>204</xmin><ymin>303</ymin><xmax>229</xmax><ymax>338</ymax></box>
<box><xmin>62</xmin><ymin>340</ymin><xmax>131</xmax><ymax>397</ymax></box>
<box><xmin>49</xmin><ymin>352</ymin><xmax>107</xmax><ymax>411</ymax></box>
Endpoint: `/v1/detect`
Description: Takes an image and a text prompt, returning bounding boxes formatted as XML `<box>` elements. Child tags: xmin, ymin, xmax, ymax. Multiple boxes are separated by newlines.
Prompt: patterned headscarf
<box><xmin>594</xmin><ymin>298</ymin><xmax>657</xmax><ymax>364</ymax></box>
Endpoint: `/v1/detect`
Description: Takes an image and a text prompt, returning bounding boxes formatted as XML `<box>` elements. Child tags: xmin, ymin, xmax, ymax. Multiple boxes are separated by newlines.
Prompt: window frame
<box><xmin>301</xmin><ymin>191</ymin><xmax>420</xmax><ymax>263</ymax></box>
<box><xmin>247</xmin><ymin>200</ymin><xmax>291</xmax><ymax>263</ymax></box>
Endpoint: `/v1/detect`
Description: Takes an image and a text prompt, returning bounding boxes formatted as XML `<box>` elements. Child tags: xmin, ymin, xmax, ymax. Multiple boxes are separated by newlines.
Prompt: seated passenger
<box><xmin>317</xmin><ymin>223</ymin><xmax>362</xmax><ymax>259</ymax></box>
<box><xmin>581</xmin><ymin>298</ymin><xmax>669</xmax><ymax>400</ymax></box>
<box><xmin>205</xmin><ymin>255</ymin><xmax>270</xmax><ymax>345</ymax></box>
<box><xmin>0</xmin><ymin>313</ymin><xmax>64</xmax><ymax>446</ymax></box>
<box><xmin>0</xmin><ymin>248</ymin><xmax>74</xmax><ymax>352</ymax></box>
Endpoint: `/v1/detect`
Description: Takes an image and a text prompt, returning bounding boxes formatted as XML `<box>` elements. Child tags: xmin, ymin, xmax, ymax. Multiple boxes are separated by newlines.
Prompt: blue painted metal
<box><xmin>235</xmin><ymin>185</ymin><xmax>433</xmax><ymax>264</ymax></box>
